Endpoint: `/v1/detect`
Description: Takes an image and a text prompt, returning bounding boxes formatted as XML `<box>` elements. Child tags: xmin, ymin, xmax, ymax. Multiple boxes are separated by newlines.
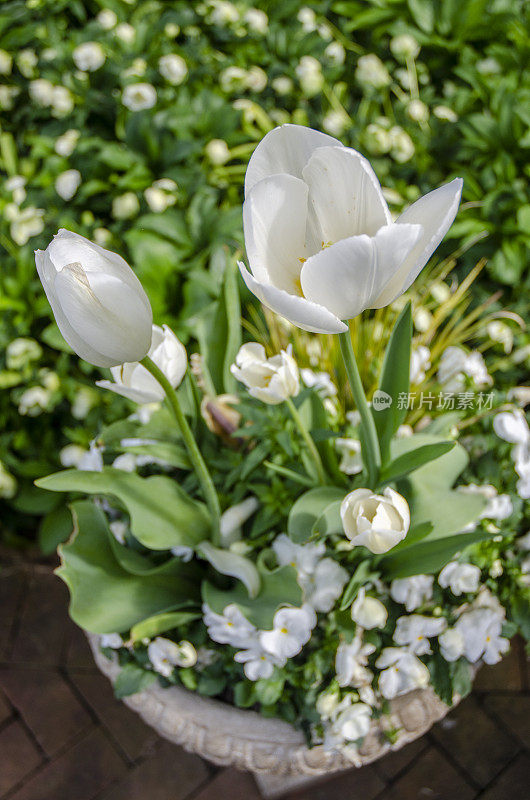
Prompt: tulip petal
<box><xmin>238</xmin><ymin>261</ymin><xmax>347</xmax><ymax>334</ymax></box>
<box><xmin>95</xmin><ymin>379</ymin><xmax>159</xmax><ymax>404</ymax></box>
<box><xmin>244</xmin><ymin>174</ymin><xmax>310</xmax><ymax>292</ymax></box>
<box><xmin>300</xmin><ymin>224</ymin><xmax>422</xmax><ymax>320</ymax></box>
<box><xmin>372</xmin><ymin>178</ymin><xmax>463</xmax><ymax>308</ymax></box>
<box><xmin>198</xmin><ymin>541</ymin><xmax>261</xmax><ymax>598</ymax></box>
<box><xmin>245</xmin><ymin>124</ymin><xmax>341</xmax><ymax>195</ymax></box>
<box><xmin>302</xmin><ymin>146</ymin><xmax>391</xmax><ymax>243</ymax></box>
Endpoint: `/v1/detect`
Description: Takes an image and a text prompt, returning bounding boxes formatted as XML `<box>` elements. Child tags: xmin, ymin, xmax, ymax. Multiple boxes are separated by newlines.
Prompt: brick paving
<box><xmin>0</xmin><ymin>559</ymin><xmax>528</xmax><ymax>800</ymax></box>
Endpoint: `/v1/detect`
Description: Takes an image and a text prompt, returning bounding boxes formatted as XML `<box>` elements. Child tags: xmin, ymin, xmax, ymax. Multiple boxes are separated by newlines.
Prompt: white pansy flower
<box><xmin>390</xmin><ymin>575</ymin><xmax>434</xmax><ymax>612</ymax></box>
<box><xmin>244</xmin><ymin>8</ymin><xmax>268</xmax><ymax>33</ymax></box>
<box><xmin>54</xmin><ymin>129</ymin><xmax>80</xmax><ymax>157</ymax></box>
<box><xmin>122</xmin><ymin>83</ymin><xmax>157</xmax><ymax>111</ymax></box>
<box><xmin>101</xmin><ymin>632</ymin><xmax>123</xmax><ymax>649</ymax></box>
<box><xmin>73</xmin><ymin>42</ymin><xmax>106</xmax><ymax>71</ymax></box>
<box><xmin>341</xmin><ymin>487</ymin><xmax>410</xmax><ymax>554</ymax></box>
<box><xmin>351</xmin><ymin>587</ymin><xmax>388</xmax><ymax>629</ymax></box>
<box><xmin>458</xmin><ymin>484</ymin><xmax>513</xmax><ymax>528</ymax></box>
<box><xmin>148</xmin><ymin>637</ymin><xmax>197</xmax><ymax>677</ymax></box>
<box><xmin>508</xmin><ymin>387</ymin><xmax>530</xmax><ymax>408</ymax></box>
<box><xmin>159</xmin><ymin>54</ymin><xmax>188</xmax><ymax>85</ymax></box>
<box><xmin>144</xmin><ymin>178</ymin><xmax>178</xmax><ymax>213</ymax></box>
<box><xmin>55</xmin><ymin>169</ymin><xmax>81</xmax><ymax>201</ymax></box>
<box><xmin>240</xmin><ymin>125</ymin><xmax>462</xmax><ymax>334</ymax></box>
<box><xmin>35</xmin><ymin>229</ymin><xmax>152</xmax><ymax>368</ymax></box>
<box><xmin>77</xmin><ymin>441</ymin><xmax>104</xmax><ymax>472</ymax></box>
<box><xmin>272</xmin><ymin>76</ymin><xmax>293</xmax><ymax>95</ymax></box>
<box><xmin>376</xmin><ymin>647</ymin><xmax>430</xmax><ymax>699</ymax></box>
<box><xmin>59</xmin><ymin>444</ymin><xmax>88</xmax><ymax>468</ymax></box>
<box><xmin>273</xmin><ymin>534</ymin><xmax>325</xmax><ymax>577</ymax></box>
<box><xmin>493</xmin><ymin>409</ymin><xmax>529</xmax><ymax>445</ymax></box>
<box><xmin>301</xmin><ymin>369</ymin><xmax>337</xmax><ymax>398</ymax></box>
<box><xmin>170</xmin><ymin>545</ymin><xmax>194</xmax><ymax>562</ymax></box>
<box><xmin>335</xmin><ymin>438</ymin><xmax>362</xmax><ymax>475</ymax></box>
<box><xmin>300</xmin><ymin>558</ymin><xmax>349</xmax><ymax>613</ymax></box>
<box><xmin>10</xmin><ymin>206</ymin><xmax>45</xmax><ymax>245</ymax></box>
<box><xmin>115</xmin><ymin>23</ymin><xmax>136</xmax><ymax>43</ymax></box>
<box><xmin>295</xmin><ymin>56</ymin><xmax>323</xmax><ymax>95</ymax></box>
<box><xmin>454</xmin><ymin>604</ymin><xmax>509</xmax><ymax>665</ymax></box>
<box><xmin>438</xmin><ymin>562</ymin><xmax>481</xmax><ymax>595</ymax></box>
<box><xmin>112</xmin><ymin>191</ymin><xmax>140</xmax><ymax>219</ymax></box>
<box><xmin>0</xmin><ymin>462</ymin><xmax>17</xmax><ymax>499</ymax></box>
<box><xmin>97</xmin><ymin>9</ymin><xmax>118</xmax><ymax>29</ymax></box>
<box><xmin>6</xmin><ymin>175</ymin><xmax>26</xmax><ymax>205</ymax></box>
<box><xmin>410</xmin><ymin>345</ymin><xmax>431</xmax><ymax>384</ymax></box>
<box><xmin>18</xmin><ymin>386</ymin><xmax>50</xmax><ymax>416</ymax></box>
<box><xmin>316</xmin><ymin>688</ymin><xmax>340</xmax><ymax>720</ymax></box>
<box><xmin>97</xmin><ymin>324</ymin><xmax>187</xmax><ymax>403</ymax></box>
<box><xmin>230</xmin><ymin>342</ymin><xmax>299</xmax><ymax>404</ymax></box>
<box><xmin>438</xmin><ymin>628</ymin><xmax>465</xmax><ymax>662</ymax></box>
<box><xmin>205</xmin><ymin>138</ymin><xmax>231</xmax><ymax>165</ymax></box>
<box><xmin>6</xmin><ymin>337</ymin><xmax>42</xmax><ymax>369</ymax></box>
<box><xmin>234</xmin><ymin>642</ymin><xmax>283</xmax><ymax>680</ymax></box>
<box><xmin>203</xmin><ymin>603</ymin><xmax>257</xmax><ymax>648</ymax></box>
<box><xmin>355</xmin><ymin>54</ymin><xmax>391</xmax><ymax>90</ymax></box>
<box><xmin>328</xmin><ymin>697</ymin><xmax>372</xmax><ymax>743</ymax></box>
<box><xmin>393</xmin><ymin>614</ymin><xmax>447</xmax><ymax>655</ymax></box>
<box><xmin>220</xmin><ymin>496</ymin><xmax>259</xmax><ymax>546</ymax></box>
<box><xmin>335</xmin><ymin>631</ymin><xmax>376</xmax><ymax>688</ymax></box>
<box><xmin>259</xmin><ymin>605</ymin><xmax>316</xmax><ymax>660</ymax></box>
<box><xmin>390</xmin><ymin>34</ymin><xmax>420</xmax><ymax>62</ymax></box>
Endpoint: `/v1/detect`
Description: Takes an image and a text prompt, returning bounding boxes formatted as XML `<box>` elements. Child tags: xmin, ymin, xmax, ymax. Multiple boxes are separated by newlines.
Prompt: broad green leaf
<box><xmin>57</xmin><ymin>501</ymin><xmax>200</xmax><ymax>633</ymax></box>
<box><xmin>288</xmin><ymin>486</ymin><xmax>345</xmax><ymax>543</ymax></box>
<box><xmin>36</xmin><ymin>468</ymin><xmax>211</xmax><ymax>549</ymax></box>
<box><xmin>202</xmin><ymin>565</ymin><xmax>302</xmax><ymax>629</ymax></box>
<box><xmin>114</xmin><ymin>663</ymin><xmax>156</xmax><ymax>699</ymax></box>
<box><xmin>391</xmin><ymin>434</ymin><xmax>468</xmax><ymax>491</ymax></box>
<box><xmin>130</xmin><ymin>610</ymin><xmax>200</xmax><ymax>642</ymax></box>
<box><xmin>38</xmin><ymin>505</ymin><xmax>73</xmax><ymax>555</ymax></box>
<box><xmin>311</xmin><ymin>500</ymin><xmax>343</xmax><ymax>538</ymax></box>
<box><xmin>340</xmin><ymin>561</ymin><xmax>380</xmax><ymax>611</ymax></box>
<box><xmin>373</xmin><ymin>302</ymin><xmax>412</xmax><ymax>464</ymax></box>
<box><xmin>379</xmin><ymin>442</ymin><xmax>456</xmax><ymax>484</ymax></box>
<box><xmin>119</xmin><ymin>441</ymin><xmax>190</xmax><ymax>470</ymax></box>
<box><xmin>379</xmin><ymin>530</ymin><xmax>491</xmax><ymax>579</ymax></box>
<box><xmin>198</xmin><ymin>541</ymin><xmax>261</xmax><ymax>598</ymax></box>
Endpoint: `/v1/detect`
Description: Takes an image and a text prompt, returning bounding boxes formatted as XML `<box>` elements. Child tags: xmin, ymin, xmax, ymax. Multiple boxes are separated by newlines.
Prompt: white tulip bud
<box><xmin>351</xmin><ymin>587</ymin><xmax>388</xmax><ymax>629</ymax></box>
<box><xmin>97</xmin><ymin>324</ymin><xmax>187</xmax><ymax>402</ymax></box>
<box><xmin>341</xmin><ymin>487</ymin><xmax>410</xmax><ymax>554</ymax></box>
<box><xmin>35</xmin><ymin>229</ymin><xmax>153</xmax><ymax>368</ymax></box>
<box><xmin>230</xmin><ymin>342</ymin><xmax>299</xmax><ymax>404</ymax></box>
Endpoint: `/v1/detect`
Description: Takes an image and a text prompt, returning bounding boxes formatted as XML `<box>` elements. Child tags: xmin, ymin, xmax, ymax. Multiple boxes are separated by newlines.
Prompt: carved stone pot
<box><xmin>87</xmin><ymin>633</ymin><xmax>465</xmax><ymax>796</ymax></box>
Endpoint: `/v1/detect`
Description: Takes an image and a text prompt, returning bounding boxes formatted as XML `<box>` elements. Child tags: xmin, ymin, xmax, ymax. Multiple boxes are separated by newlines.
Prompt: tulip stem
<box><xmin>338</xmin><ymin>330</ymin><xmax>381</xmax><ymax>488</ymax></box>
<box><xmin>141</xmin><ymin>356</ymin><xmax>221</xmax><ymax>543</ymax></box>
<box><xmin>285</xmin><ymin>397</ymin><xmax>328</xmax><ymax>485</ymax></box>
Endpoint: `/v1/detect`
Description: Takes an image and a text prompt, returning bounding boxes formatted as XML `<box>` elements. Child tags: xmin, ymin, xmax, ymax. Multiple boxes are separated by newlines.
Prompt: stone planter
<box><xmin>87</xmin><ymin>633</ymin><xmax>465</xmax><ymax>796</ymax></box>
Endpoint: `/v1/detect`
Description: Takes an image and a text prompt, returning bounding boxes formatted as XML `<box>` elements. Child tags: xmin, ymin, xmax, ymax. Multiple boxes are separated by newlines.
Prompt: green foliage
<box><xmin>287</xmin><ymin>486</ymin><xmax>345</xmax><ymax>543</ymax></box>
<box><xmin>113</xmin><ymin>663</ymin><xmax>156</xmax><ymax>700</ymax></box>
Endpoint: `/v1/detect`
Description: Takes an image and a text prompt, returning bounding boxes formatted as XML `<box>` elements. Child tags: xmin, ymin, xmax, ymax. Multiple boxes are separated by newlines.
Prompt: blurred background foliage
<box><xmin>0</xmin><ymin>0</ymin><xmax>528</xmax><ymax>547</ymax></box>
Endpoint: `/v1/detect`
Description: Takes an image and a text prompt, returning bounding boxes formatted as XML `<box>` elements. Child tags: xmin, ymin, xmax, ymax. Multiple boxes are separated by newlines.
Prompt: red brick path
<box><xmin>0</xmin><ymin>560</ymin><xmax>528</xmax><ymax>799</ymax></box>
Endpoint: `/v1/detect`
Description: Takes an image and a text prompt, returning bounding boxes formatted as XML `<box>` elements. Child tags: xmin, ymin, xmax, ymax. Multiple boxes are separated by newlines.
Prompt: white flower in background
<box><xmin>413</xmin><ymin>307</ymin><xmax>433</xmax><ymax>332</ymax></box>
<box><xmin>341</xmin><ymin>487</ymin><xmax>410</xmax><ymax>554</ymax></box>
<box><xmin>364</xmin><ymin>122</ymin><xmax>391</xmax><ymax>155</ymax></box>
<box><xmin>407</xmin><ymin>99</ymin><xmax>429</xmax><ymax>124</ymax></box>
<box><xmin>100</xmin><ymin>632</ymin><xmax>123</xmax><ymax>649</ymax></box>
<box><xmin>410</xmin><ymin>345</ymin><xmax>431</xmax><ymax>384</ymax></box>
<box><xmin>205</xmin><ymin>138</ymin><xmax>231</xmax><ymax>165</ymax></box>
<box><xmin>0</xmin><ymin>462</ymin><xmax>17</xmax><ymax>499</ymax></box>
<box><xmin>493</xmin><ymin>409</ymin><xmax>529</xmax><ymax>446</ymax></box>
<box><xmin>322</xmin><ymin>110</ymin><xmax>349</xmax><ymax>137</ymax></box>
<box><xmin>325</xmin><ymin>41</ymin><xmax>346</xmax><ymax>65</ymax></box>
<box><xmin>73</xmin><ymin>42</ymin><xmax>106</xmax><ymax>71</ymax></box>
<box><xmin>109</xmin><ymin>520</ymin><xmax>127</xmax><ymax>544</ymax></box>
<box><xmin>29</xmin><ymin>78</ymin><xmax>54</xmax><ymax>106</ymax></box>
<box><xmin>295</xmin><ymin>56</ymin><xmax>323</xmax><ymax>95</ymax></box>
<box><xmin>335</xmin><ymin>631</ymin><xmax>376</xmax><ymax>688</ymax></box>
<box><xmin>297</xmin><ymin>7</ymin><xmax>317</xmax><ymax>32</ymax></box>
<box><xmin>430</xmin><ymin>281</ymin><xmax>451</xmax><ymax>303</ymax></box>
<box><xmin>115</xmin><ymin>23</ymin><xmax>136</xmax><ymax>43</ymax></box>
<box><xmin>144</xmin><ymin>178</ymin><xmax>178</xmax><ymax>213</ymax></box>
<box><xmin>10</xmin><ymin>206</ymin><xmax>45</xmax><ymax>245</ymax></box>
<box><xmin>210</xmin><ymin>0</ymin><xmax>239</xmax><ymax>25</ymax></box>
<box><xmin>234</xmin><ymin>642</ymin><xmax>283</xmax><ymax>680</ymax></box>
<box><xmin>316</xmin><ymin>688</ymin><xmax>340</xmax><ymax>720</ymax></box>
<box><xmin>489</xmin><ymin>559</ymin><xmax>503</xmax><ymax>578</ymax></box>
<box><xmin>390</xmin><ymin>575</ymin><xmax>434</xmax><ymax>612</ymax></box>
<box><xmin>0</xmin><ymin>49</ymin><xmax>12</xmax><ymax>74</ymax></box>
<box><xmin>97</xmin><ymin>324</ymin><xmax>187</xmax><ymax>403</ymax></box>
<box><xmin>508</xmin><ymin>387</ymin><xmax>530</xmax><ymax>408</ymax></box>
<box><xmin>6</xmin><ymin>175</ymin><xmax>25</xmax><ymax>205</ymax></box>
<box><xmin>35</xmin><ymin>229</ymin><xmax>153</xmax><ymax>368</ymax></box>
<box><xmin>458</xmin><ymin>484</ymin><xmax>513</xmax><ymax>528</ymax></box>
<box><xmin>112</xmin><ymin>453</ymin><xmax>137</xmax><ymax>472</ymax></box>
<box><xmin>487</xmin><ymin>320</ymin><xmax>513</xmax><ymax>353</ymax></box>
<box><xmin>97</xmin><ymin>9</ymin><xmax>118</xmax><ymax>29</ymax></box>
<box><xmin>17</xmin><ymin>48</ymin><xmax>38</xmax><ymax>78</ymax></box>
<box><xmin>55</xmin><ymin>169</ymin><xmax>81</xmax><ymax>201</ymax></box>
<box><xmin>390</xmin><ymin>34</ymin><xmax>420</xmax><ymax>62</ymax></box>
<box><xmin>259</xmin><ymin>605</ymin><xmax>316</xmax><ymax>660</ymax></box>
<box><xmin>355</xmin><ymin>54</ymin><xmax>391</xmax><ymax>90</ymax></box>
<box><xmin>273</xmin><ymin>534</ymin><xmax>325</xmax><ymax>577</ymax></box>
<box><xmin>159</xmin><ymin>53</ymin><xmax>188</xmax><ymax>84</ymax></box>
<box><xmin>240</xmin><ymin>125</ymin><xmax>462</xmax><ymax>334</ymax></box>
<box><xmin>203</xmin><ymin>603</ymin><xmax>257</xmax><ymax>648</ymax></box>
<box><xmin>453</xmin><ymin>602</ymin><xmax>509</xmax><ymax>665</ymax></box>
<box><xmin>220</xmin><ymin>66</ymin><xmax>247</xmax><ymax>92</ymax></box>
<box><xmin>55</xmin><ymin>129</ymin><xmax>80</xmax><ymax>157</ymax></box>
<box><xmin>71</xmin><ymin>386</ymin><xmax>97</xmax><ymax>419</ymax></box>
<box><xmin>393</xmin><ymin>614</ymin><xmax>447</xmax><ymax>655</ymax></box>
<box><xmin>351</xmin><ymin>587</ymin><xmax>388</xmax><ymax>629</ymax></box>
<box><xmin>272</xmin><ymin>76</ymin><xmax>293</xmax><ymax>95</ymax></box>
<box><xmin>438</xmin><ymin>628</ymin><xmax>465</xmax><ymax>662</ymax></box>
<box><xmin>301</xmin><ymin>369</ymin><xmax>337</xmax><ymax>399</ymax></box>
<box><xmin>230</xmin><ymin>342</ymin><xmax>299</xmax><ymax>404</ymax></box>
<box><xmin>122</xmin><ymin>83</ymin><xmax>157</xmax><ymax>111</ymax></box>
<box><xmin>389</xmin><ymin>126</ymin><xmax>415</xmax><ymax>162</ymax></box>
<box><xmin>246</xmin><ymin>66</ymin><xmax>267</xmax><ymax>92</ymax></box>
<box><xmin>326</xmin><ymin>697</ymin><xmax>372</xmax><ymax>744</ymax></box>
<box><xmin>335</xmin><ymin>438</ymin><xmax>363</xmax><ymax>475</ymax></box>
<box><xmin>433</xmin><ymin>105</ymin><xmax>458</xmax><ymax>122</ymax></box>
<box><xmin>59</xmin><ymin>444</ymin><xmax>87</xmax><ymax>468</ymax></box>
<box><xmin>438</xmin><ymin>346</ymin><xmax>492</xmax><ymax>391</ymax></box>
<box><xmin>170</xmin><ymin>544</ymin><xmax>194</xmax><ymax>562</ymax></box>
<box><xmin>301</xmin><ymin>558</ymin><xmax>349</xmax><ymax>612</ymax></box>
<box><xmin>112</xmin><ymin>191</ymin><xmax>140</xmax><ymax>219</ymax></box>
<box><xmin>220</xmin><ymin>496</ymin><xmax>259</xmax><ymax>546</ymax></box>
<box><xmin>18</xmin><ymin>386</ymin><xmax>50</xmax><ymax>416</ymax></box>
<box><xmin>51</xmin><ymin>86</ymin><xmax>74</xmax><ymax>118</ymax></box>
<box><xmin>376</xmin><ymin>647</ymin><xmax>430</xmax><ymax>699</ymax></box>
<box><xmin>477</xmin><ymin>57</ymin><xmax>501</xmax><ymax>75</ymax></box>
<box><xmin>244</xmin><ymin>8</ymin><xmax>268</xmax><ymax>33</ymax></box>
<box><xmin>438</xmin><ymin>562</ymin><xmax>481</xmax><ymax>595</ymax></box>
<box><xmin>397</xmin><ymin>424</ymin><xmax>414</xmax><ymax>437</ymax></box>
<box><xmin>148</xmin><ymin>637</ymin><xmax>197</xmax><ymax>677</ymax></box>
<box><xmin>6</xmin><ymin>337</ymin><xmax>42</xmax><ymax>369</ymax></box>
<box><xmin>0</xmin><ymin>85</ymin><xmax>19</xmax><ymax>110</ymax></box>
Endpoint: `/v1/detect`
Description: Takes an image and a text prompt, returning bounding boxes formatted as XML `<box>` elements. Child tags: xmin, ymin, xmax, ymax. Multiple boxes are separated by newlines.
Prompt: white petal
<box><xmin>300</xmin><ymin>224</ymin><xmax>422</xmax><ymax>320</ymax></box>
<box><xmin>95</xmin><ymin>379</ymin><xmax>160</xmax><ymax>404</ymax></box>
<box><xmin>245</xmin><ymin>124</ymin><xmax>341</xmax><ymax>196</ymax></box>
<box><xmin>243</xmin><ymin>175</ymin><xmax>309</xmax><ymax>292</ymax></box>
<box><xmin>238</xmin><ymin>261</ymin><xmax>347</xmax><ymax>334</ymax></box>
<box><xmin>372</xmin><ymin>178</ymin><xmax>463</xmax><ymax>307</ymax></box>
<box><xmin>198</xmin><ymin>542</ymin><xmax>261</xmax><ymax>598</ymax></box>
<box><xmin>302</xmin><ymin>146</ymin><xmax>391</xmax><ymax>243</ymax></box>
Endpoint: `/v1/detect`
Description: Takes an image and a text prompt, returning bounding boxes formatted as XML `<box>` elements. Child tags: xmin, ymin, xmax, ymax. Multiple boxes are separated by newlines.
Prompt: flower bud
<box><xmin>351</xmin><ymin>587</ymin><xmax>388</xmax><ymax>629</ymax></box>
<box><xmin>341</xmin><ymin>487</ymin><xmax>410</xmax><ymax>554</ymax></box>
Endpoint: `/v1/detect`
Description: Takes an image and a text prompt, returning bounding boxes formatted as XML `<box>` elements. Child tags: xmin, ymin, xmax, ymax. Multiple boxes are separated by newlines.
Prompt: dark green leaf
<box><xmin>114</xmin><ymin>663</ymin><xmax>156</xmax><ymax>699</ymax></box>
<box><xmin>380</xmin><ymin>442</ymin><xmax>455</xmax><ymax>484</ymax></box>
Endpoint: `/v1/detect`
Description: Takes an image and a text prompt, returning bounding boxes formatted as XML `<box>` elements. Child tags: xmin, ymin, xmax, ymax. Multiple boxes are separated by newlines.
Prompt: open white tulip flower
<box><xmin>341</xmin><ymin>487</ymin><xmax>410</xmax><ymax>554</ymax></box>
<box><xmin>35</xmin><ymin>229</ymin><xmax>153</xmax><ymax>368</ymax></box>
<box><xmin>96</xmin><ymin>324</ymin><xmax>187</xmax><ymax>404</ymax></box>
<box><xmin>239</xmin><ymin>124</ymin><xmax>463</xmax><ymax>333</ymax></box>
<box><xmin>230</xmin><ymin>342</ymin><xmax>299</xmax><ymax>404</ymax></box>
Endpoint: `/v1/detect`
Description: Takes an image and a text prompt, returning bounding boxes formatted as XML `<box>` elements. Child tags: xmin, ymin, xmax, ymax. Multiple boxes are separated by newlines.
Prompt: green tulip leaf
<box><xmin>288</xmin><ymin>486</ymin><xmax>345</xmax><ymax>543</ymax></box>
<box><xmin>379</xmin><ymin>529</ymin><xmax>492</xmax><ymax>579</ymax></box>
<box><xmin>379</xmin><ymin>441</ymin><xmax>456</xmax><ymax>484</ymax></box>
<box><xmin>130</xmin><ymin>610</ymin><xmax>201</xmax><ymax>642</ymax></box>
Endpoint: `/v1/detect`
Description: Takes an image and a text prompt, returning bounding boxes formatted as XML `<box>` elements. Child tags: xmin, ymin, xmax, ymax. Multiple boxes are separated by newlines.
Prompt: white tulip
<box><xmin>376</xmin><ymin>647</ymin><xmax>430</xmax><ymax>699</ymax></box>
<box><xmin>55</xmin><ymin>169</ymin><xmax>81</xmax><ymax>201</ymax></box>
<box><xmin>35</xmin><ymin>229</ymin><xmax>153</xmax><ymax>368</ymax></box>
<box><xmin>97</xmin><ymin>324</ymin><xmax>187</xmax><ymax>403</ymax></box>
<box><xmin>239</xmin><ymin>125</ymin><xmax>462</xmax><ymax>334</ymax></box>
<box><xmin>122</xmin><ymin>83</ymin><xmax>157</xmax><ymax>111</ymax></box>
<box><xmin>438</xmin><ymin>561</ymin><xmax>481</xmax><ymax>595</ymax></box>
<box><xmin>390</xmin><ymin>575</ymin><xmax>434</xmax><ymax>612</ymax></box>
<box><xmin>73</xmin><ymin>42</ymin><xmax>106</xmax><ymax>72</ymax></box>
<box><xmin>158</xmin><ymin>54</ymin><xmax>188</xmax><ymax>85</ymax></box>
<box><xmin>393</xmin><ymin>614</ymin><xmax>447</xmax><ymax>655</ymax></box>
<box><xmin>230</xmin><ymin>342</ymin><xmax>299</xmax><ymax>404</ymax></box>
<box><xmin>351</xmin><ymin>587</ymin><xmax>388</xmax><ymax>629</ymax></box>
<box><xmin>341</xmin><ymin>487</ymin><xmax>410</xmax><ymax>554</ymax></box>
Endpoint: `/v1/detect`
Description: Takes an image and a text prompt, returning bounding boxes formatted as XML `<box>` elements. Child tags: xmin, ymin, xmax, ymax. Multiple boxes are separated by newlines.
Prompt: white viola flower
<box><xmin>295</xmin><ymin>56</ymin><xmax>323</xmax><ymax>95</ymax></box>
<box><xmin>112</xmin><ymin>191</ymin><xmax>140</xmax><ymax>219</ymax></box>
<box><xmin>260</xmin><ymin>605</ymin><xmax>316</xmax><ymax>660</ymax></box>
<box><xmin>6</xmin><ymin>337</ymin><xmax>41</xmax><ymax>369</ymax></box>
<box><xmin>457</xmin><ymin>484</ymin><xmax>513</xmax><ymax>528</ymax></box>
<box><xmin>230</xmin><ymin>342</ymin><xmax>299</xmax><ymax>404</ymax></box>
<box><xmin>454</xmin><ymin>606</ymin><xmax>509</xmax><ymax>665</ymax></box>
<box><xmin>376</xmin><ymin>647</ymin><xmax>430</xmax><ymax>699</ymax></box>
<box><xmin>35</xmin><ymin>229</ymin><xmax>153</xmax><ymax>368</ymax></box>
<box><xmin>220</xmin><ymin>496</ymin><xmax>259</xmax><ymax>546</ymax></box>
<box><xmin>316</xmin><ymin>688</ymin><xmax>341</xmax><ymax>720</ymax></box>
<box><xmin>301</xmin><ymin>368</ymin><xmax>337</xmax><ymax>398</ymax></box>
<box><xmin>244</xmin><ymin>8</ymin><xmax>268</xmax><ymax>33</ymax></box>
<box><xmin>0</xmin><ymin>462</ymin><xmax>17</xmax><ymax>499</ymax></box>
<box><xmin>351</xmin><ymin>587</ymin><xmax>388</xmax><ymax>629</ymax></box>
<box><xmin>96</xmin><ymin>324</ymin><xmax>187</xmax><ymax>403</ymax></box>
<box><xmin>341</xmin><ymin>487</ymin><xmax>410</xmax><ymax>554</ymax></box>
<box><xmin>390</xmin><ymin>575</ymin><xmax>434</xmax><ymax>612</ymax></box>
<box><xmin>234</xmin><ymin>642</ymin><xmax>283</xmax><ymax>680</ymax></box>
<box><xmin>438</xmin><ymin>628</ymin><xmax>465</xmax><ymax>662</ymax></box>
<box><xmin>335</xmin><ymin>632</ymin><xmax>376</xmax><ymax>689</ymax></box>
<box><xmin>390</xmin><ymin>34</ymin><xmax>420</xmax><ymax>62</ymax></box>
<box><xmin>159</xmin><ymin>53</ymin><xmax>188</xmax><ymax>85</ymax></box>
<box><xmin>205</xmin><ymin>138</ymin><xmax>231</xmax><ymax>165</ymax></box>
<box><xmin>301</xmin><ymin>558</ymin><xmax>349</xmax><ymax>613</ymax></box>
<box><xmin>77</xmin><ymin>441</ymin><xmax>104</xmax><ymax>472</ymax></box>
<box><xmin>115</xmin><ymin>23</ymin><xmax>136</xmax><ymax>43</ymax></box>
<box><xmin>508</xmin><ymin>387</ymin><xmax>530</xmax><ymax>408</ymax></box>
<box><xmin>272</xmin><ymin>533</ymin><xmax>325</xmax><ymax>577</ymax></box>
<box><xmin>493</xmin><ymin>409</ymin><xmax>529</xmax><ymax>445</ymax></box>
<box><xmin>10</xmin><ymin>206</ymin><xmax>45</xmax><ymax>245</ymax></box>
<box><xmin>393</xmin><ymin>614</ymin><xmax>447</xmax><ymax>655</ymax></box>
<box><xmin>355</xmin><ymin>54</ymin><xmax>391</xmax><ymax>90</ymax></box>
<box><xmin>148</xmin><ymin>637</ymin><xmax>197</xmax><ymax>677</ymax></box>
<box><xmin>410</xmin><ymin>345</ymin><xmax>431</xmax><ymax>384</ymax></box>
<box><xmin>335</xmin><ymin>438</ymin><xmax>363</xmax><ymax>475</ymax></box>
<box><xmin>55</xmin><ymin>169</ymin><xmax>81</xmax><ymax>201</ymax></box>
<box><xmin>240</xmin><ymin>125</ymin><xmax>462</xmax><ymax>334</ymax></box>
<box><xmin>73</xmin><ymin>42</ymin><xmax>106</xmax><ymax>72</ymax></box>
<box><xmin>59</xmin><ymin>444</ymin><xmax>89</xmax><ymax>468</ymax></box>
<box><xmin>18</xmin><ymin>386</ymin><xmax>50</xmax><ymax>416</ymax></box>
<box><xmin>122</xmin><ymin>83</ymin><xmax>157</xmax><ymax>111</ymax></box>
<box><xmin>438</xmin><ymin>346</ymin><xmax>492</xmax><ymax>390</ymax></box>
<box><xmin>203</xmin><ymin>603</ymin><xmax>257</xmax><ymax>648</ymax></box>
<box><xmin>54</xmin><ymin>129</ymin><xmax>80</xmax><ymax>157</ymax></box>
<box><xmin>100</xmin><ymin>632</ymin><xmax>123</xmax><ymax>649</ymax></box>
<box><xmin>97</xmin><ymin>9</ymin><xmax>118</xmax><ymax>29</ymax></box>
<box><xmin>438</xmin><ymin>562</ymin><xmax>481</xmax><ymax>595</ymax></box>
<box><xmin>329</xmin><ymin>697</ymin><xmax>372</xmax><ymax>743</ymax></box>
<box><xmin>6</xmin><ymin>175</ymin><xmax>26</xmax><ymax>205</ymax></box>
